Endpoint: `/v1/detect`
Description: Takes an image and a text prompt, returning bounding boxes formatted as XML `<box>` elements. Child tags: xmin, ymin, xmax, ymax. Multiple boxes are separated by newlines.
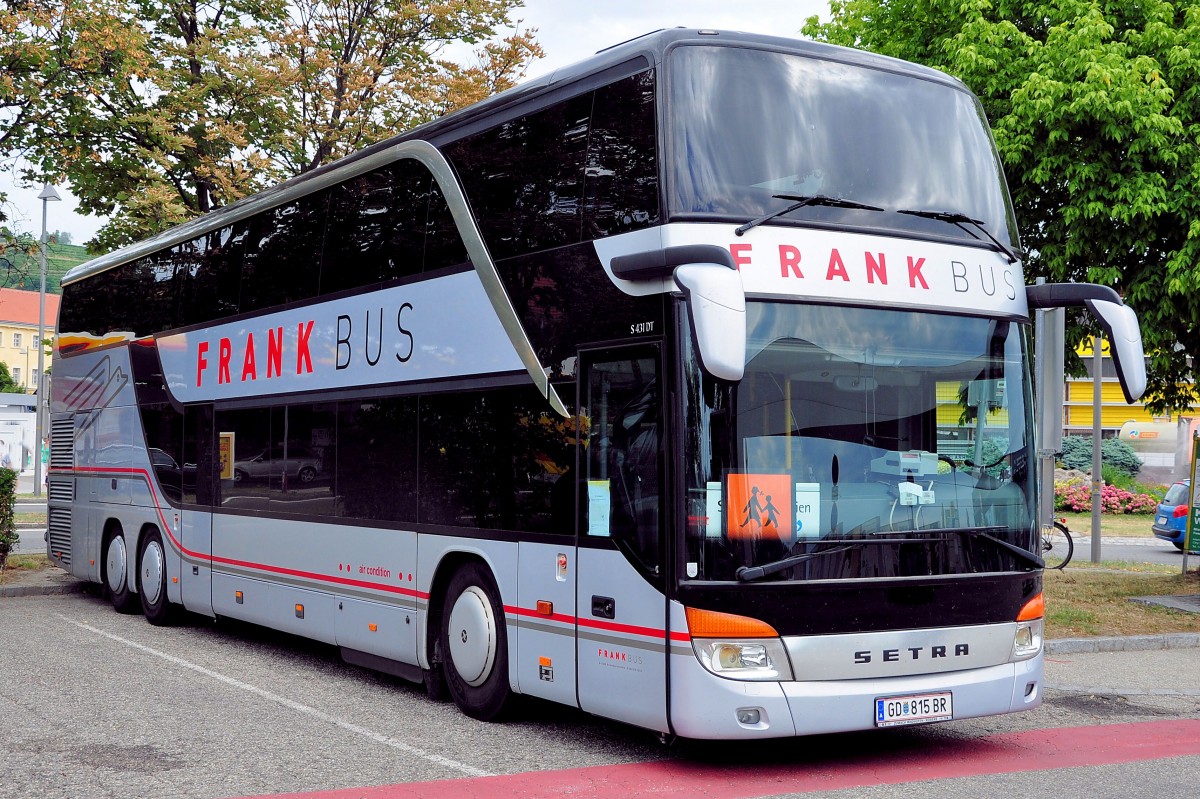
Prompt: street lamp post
<box><xmin>34</xmin><ymin>184</ymin><xmax>61</xmax><ymax>498</ymax></box>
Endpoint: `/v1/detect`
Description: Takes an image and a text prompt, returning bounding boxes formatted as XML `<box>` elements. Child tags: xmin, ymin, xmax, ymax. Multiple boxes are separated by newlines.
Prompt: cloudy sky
<box><xmin>1</xmin><ymin>0</ymin><xmax>829</xmax><ymax>244</ymax></box>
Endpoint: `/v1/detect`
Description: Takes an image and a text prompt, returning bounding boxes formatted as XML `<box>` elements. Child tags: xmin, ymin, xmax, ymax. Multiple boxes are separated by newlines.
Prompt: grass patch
<box><xmin>15</xmin><ymin>511</ymin><xmax>45</xmax><ymax>526</ymax></box>
<box><xmin>1043</xmin><ymin>568</ymin><xmax>1200</xmax><ymax>638</ymax></box>
<box><xmin>1059</xmin><ymin>512</ymin><xmax>1155</xmax><ymax>538</ymax></box>
<box><xmin>0</xmin><ymin>552</ymin><xmax>50</xmax><ymax>584</ymax></box>
<box><xmin>1062</xmin><ymin>559</ymin><xmax>1179</xmax><ymax>574</ymax></box>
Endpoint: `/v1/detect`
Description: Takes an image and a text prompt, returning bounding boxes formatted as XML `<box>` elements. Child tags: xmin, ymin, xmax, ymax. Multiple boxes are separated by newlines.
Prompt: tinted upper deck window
<box><xmin>666</xmin><ymin>45</ymin><xmax>1018</xmax><ymax>247</ymax></box>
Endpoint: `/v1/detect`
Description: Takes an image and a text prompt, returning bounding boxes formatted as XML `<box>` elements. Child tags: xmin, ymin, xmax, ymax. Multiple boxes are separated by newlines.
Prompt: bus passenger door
<box><xmin>575</xmin><ymin>346</ymin><xmax>670</xmax><ymax>733</ymax></box>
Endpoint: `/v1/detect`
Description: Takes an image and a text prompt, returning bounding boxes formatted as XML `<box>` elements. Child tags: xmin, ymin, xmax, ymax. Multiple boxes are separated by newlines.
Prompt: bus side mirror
<box><xmin>1085</xmin><ymin>298</ymin><xmax>1146</xmax><ymax>404</ymax></box>
<box><xmin>1026</xmin><ymin>283</ymin><xmax>1147</xmax><ymax>404</ymax></box>
<box><xmin>608</xmin><ymin>245</ymin><xmax>746</xmax><ymax>382</ymax></box>
<box><xmin>673</xmin><ymin>263</ymin><xmax>746</xmax><ymax>382</ymax></box>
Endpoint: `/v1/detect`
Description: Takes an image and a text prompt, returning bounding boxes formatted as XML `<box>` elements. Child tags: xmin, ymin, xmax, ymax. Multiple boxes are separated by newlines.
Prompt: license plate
<box><xmin>875</xmin><ymin>691</ymin><xmax>953</xmax><ymax>727</ymax></box>
<box><xmin>1157</xmin><ymin>516</ymin><xmax>1167</xmax><ymax>525</ymax></box>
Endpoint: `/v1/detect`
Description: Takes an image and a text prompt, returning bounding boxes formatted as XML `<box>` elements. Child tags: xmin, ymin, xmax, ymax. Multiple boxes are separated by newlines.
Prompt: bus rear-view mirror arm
<box><xmin>1026</xmin><ymin>283</ymin><xmax>1147</xmax><ymax>404</ymax></box>
<box><xmin>611</xmin><ymin>245</ymin><xmax>747</xmax><ymax>382</ymax></box>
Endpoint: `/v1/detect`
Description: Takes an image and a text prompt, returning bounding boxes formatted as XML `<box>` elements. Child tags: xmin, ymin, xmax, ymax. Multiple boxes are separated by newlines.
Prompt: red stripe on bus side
<box><xmin>579</xmin><ymin>615</ymin><xmax>692</xmax><ymax>642</ymax></box>
<box><xmin>52</xmin><ymin>466</ymin><xmax>427</xmax><ymax>600</ymax></box>
<box><xmin>54</xmin><ymin>465</ymin><xmax>692</xmax><ymax>638</ymax></box>
<box><xmin>507</xmin><ymin>605</ymin><xmax>691</xmax><ymax>643</ymax></box>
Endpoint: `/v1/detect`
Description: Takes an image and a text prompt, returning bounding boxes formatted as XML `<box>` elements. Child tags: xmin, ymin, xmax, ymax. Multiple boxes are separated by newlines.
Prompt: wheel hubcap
<box><xmin>105</xmin><ymin>536</ymin><xmax>127</xmax><ymax>593</ymax></box>
<box><xmin>140</xmin><ymin>540</ymin><xmax>165</xmax><ymax>605</ymax></box>
<box><xmin>447</xmin><ymin>586</ymin><xmax>496</xmax><ymax>687</ymax></box>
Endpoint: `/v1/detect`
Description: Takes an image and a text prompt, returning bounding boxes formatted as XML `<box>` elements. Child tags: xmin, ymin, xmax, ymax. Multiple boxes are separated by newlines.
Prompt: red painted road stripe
<box><xmin>228</xmin><ymin>718</ymin><xmax>1200</xmax><ymax>799</ymax></box>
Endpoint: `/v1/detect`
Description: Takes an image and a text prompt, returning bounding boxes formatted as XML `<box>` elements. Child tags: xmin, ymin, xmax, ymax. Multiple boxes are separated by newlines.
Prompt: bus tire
<box><xmin>103</xmin><ymin>525</ymin><xmax>139</xmax><ymax>614</ymax></box>
<box><xmin>439</xmin><ymin>562</ymin><xmax>510</xmax><ymax>721</ymax></box>
<box><xmin>137</xmin><ymin>528</ymin><xmax>177</xmax><ymax>626</ymax></box>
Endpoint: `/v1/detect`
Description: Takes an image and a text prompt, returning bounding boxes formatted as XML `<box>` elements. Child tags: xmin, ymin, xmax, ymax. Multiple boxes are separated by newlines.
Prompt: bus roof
<box><xmin>63</xmin><ymin>28</ymin><xmax>968</xmax><ymax>287</ymax></box>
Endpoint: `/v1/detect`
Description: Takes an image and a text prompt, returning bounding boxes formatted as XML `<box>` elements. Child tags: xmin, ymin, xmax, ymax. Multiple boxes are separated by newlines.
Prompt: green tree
<box><xmin>0</xmin><ymin>227</ymin><xmax>39</xmax><ymax>289</ymax></box>
<box><xmin>805</xmin><ymin>0</ymin><xmax>1200</xmax><ymax>413</ymax></box>
<box><xmin>0</xmin><ymin>362</ymin><xmax>21</xmax><ymax>394</ymax></box>
<box><xmin>274</xmin><ymin>0</ymin><xmax>542</xmax><ymax>174</ymax></box>
<box><xmin>1</xmin><ymin>1</ymin><xmax>540</xmax><ymax>252</ymax></box>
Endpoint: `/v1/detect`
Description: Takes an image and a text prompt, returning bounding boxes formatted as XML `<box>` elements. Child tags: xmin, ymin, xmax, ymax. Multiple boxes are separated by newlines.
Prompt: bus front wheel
<box><xmin>103</xmin><ymin>526</ymin><xmax>139</xmax><ymax>614</ymax></box>
<box><xmin>439</xmin><ymin>563</ymin><xmax>511</xmax><ymax>721</ymax></box>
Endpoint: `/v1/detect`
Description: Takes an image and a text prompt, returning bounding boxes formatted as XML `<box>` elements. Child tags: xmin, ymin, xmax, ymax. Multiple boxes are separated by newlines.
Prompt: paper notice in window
<box><xmin>587</xmin><ymin>480</ymin><xmax>611</xmax><ymax>537</ymax></box>
<box><xmin>795</xmin><ymin>482</ymin><xmax>821</xmax><ymax>538</ymax></box>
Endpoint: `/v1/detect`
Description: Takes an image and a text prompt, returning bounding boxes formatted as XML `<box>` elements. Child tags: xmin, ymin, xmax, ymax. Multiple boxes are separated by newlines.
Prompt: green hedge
<box><xmin>0</xmin><ymin>468</ymin><xmax>17</xmax><ymax>558</ymax></box>
<box><xmin>1059</xmin><ymin>435</ymin><xmax>1142</xmax><ymax>477</ymax></box>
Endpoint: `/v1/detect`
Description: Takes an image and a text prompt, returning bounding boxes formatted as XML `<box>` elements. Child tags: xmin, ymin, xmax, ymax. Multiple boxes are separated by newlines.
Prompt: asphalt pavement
<box><xmin>2</xmin><ymin>567</ymin><xmax>1198</xmax><ymax>799</ymax></box>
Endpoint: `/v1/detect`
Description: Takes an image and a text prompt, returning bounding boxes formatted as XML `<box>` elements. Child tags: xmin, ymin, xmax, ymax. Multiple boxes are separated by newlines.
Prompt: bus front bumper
<box><xmin>669</xmin><ymin>655</ymin><xmax>1043</xmax><ymax>740</ymax></box>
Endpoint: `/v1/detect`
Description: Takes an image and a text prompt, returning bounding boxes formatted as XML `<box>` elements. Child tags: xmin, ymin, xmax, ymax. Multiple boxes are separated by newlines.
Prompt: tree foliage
<box><xmin>0</xmin><ymin>227</ymin><xmax>39</xmax><ymax>289</ymax></box>
<box><xmin>805</xmin><ymin>0</ymin><xmax>1200</xmax><ymax>412</ymax></box>
<box><xmin>0</xmin><ymin>362</ymin><xmax>21</xmax><ymax>395</ymax></box>
<box><xmin>1</xmin><ymin>1</ymin><xmax>541</xmax><ymax>252</ymax></box>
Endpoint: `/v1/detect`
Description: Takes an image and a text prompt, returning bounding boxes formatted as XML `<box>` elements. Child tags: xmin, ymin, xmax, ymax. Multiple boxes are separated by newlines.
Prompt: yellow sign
<box><xmin>1075</xmin><ymin>338</ymin><xmax>1111</xmax><ymax>357</ymax></box>
<box><xmin>219</xmin><ymin>432</ymin><xmax>235</xmax><ymax>480</ymax></box>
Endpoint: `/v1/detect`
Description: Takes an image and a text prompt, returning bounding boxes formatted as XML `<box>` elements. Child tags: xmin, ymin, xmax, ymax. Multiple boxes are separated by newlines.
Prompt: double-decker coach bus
<box><xmin>50</xmin><ymin>29</ymin><xmax>1146</xmax><ymax>738</ymax></box>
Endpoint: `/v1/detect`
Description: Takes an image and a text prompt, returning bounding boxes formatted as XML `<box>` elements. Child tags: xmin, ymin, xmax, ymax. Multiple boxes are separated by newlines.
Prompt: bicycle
<box><xmin>1041</xmin><ymin>518</ymin><xmax>1074</xmax><ymax>569</ymax></box>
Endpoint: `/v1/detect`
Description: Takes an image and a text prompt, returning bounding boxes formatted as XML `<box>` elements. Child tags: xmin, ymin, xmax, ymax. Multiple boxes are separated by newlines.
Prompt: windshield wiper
<box><xmin>735</xmin><ymin>544</ymin><xmax>857</xmax><ymax>582</ymax></box>
<box><xmin>735</xmin><ymin>527</ymin><xmax>1043</xmax><ymax>582</ymax></box>
<box><xmin>735</xmin><ymin>194</ymin><xmax>884</xmax><ymax>236</ymax></box>
<box><xmin>954</xmin><ymin>527</ymin><xmax>1045</xmax><ymax>569</ymax></box>
<box><xmin>896</xmin><ymin>208</ymin><xmax>1022</xmax><ymax>264</ymax></box>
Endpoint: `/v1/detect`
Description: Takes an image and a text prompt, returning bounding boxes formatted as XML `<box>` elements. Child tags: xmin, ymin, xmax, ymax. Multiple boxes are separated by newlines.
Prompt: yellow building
<box><xmin>0</xmin><ymin>287</ymin><xmax>60</xmax><ymax>393</ymax></box>
<box><xmin>1064</xmin><ymin>339</ymin><xmax>1198</xmax><ymax>434</ymax></box>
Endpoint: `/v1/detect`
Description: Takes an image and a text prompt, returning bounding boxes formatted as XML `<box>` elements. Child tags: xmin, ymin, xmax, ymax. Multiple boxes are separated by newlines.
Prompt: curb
<box><xmin>1046</xmin><ymin>632</ymin><xmax>1200</xmax><ymax>654</ymax></box>
<box><xmin>0</xmin><ymin>579</ymin><xmax>87</xmax><ymax>598</ymax></box>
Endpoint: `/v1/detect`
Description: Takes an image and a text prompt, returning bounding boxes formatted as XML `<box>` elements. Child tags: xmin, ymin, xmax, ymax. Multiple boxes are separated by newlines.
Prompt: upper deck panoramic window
<box><xmin>666</xmin><ymin>44</ymin><xmax>1018</xmax><ymax>248</ymax></box>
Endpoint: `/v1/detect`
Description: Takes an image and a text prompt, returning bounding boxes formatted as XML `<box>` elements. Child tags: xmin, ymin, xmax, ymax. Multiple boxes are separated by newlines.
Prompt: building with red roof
<box><xmin>0</xmin><ymin>288</ymin><xmax>60</xmax><ymax>392</ymax></box>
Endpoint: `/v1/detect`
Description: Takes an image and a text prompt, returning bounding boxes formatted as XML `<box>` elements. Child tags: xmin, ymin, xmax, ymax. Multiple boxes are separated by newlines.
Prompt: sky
<box><xmin>0</xmin><ymin>0</ymin><xmax>830</xmax><ymax>246</ymax></box>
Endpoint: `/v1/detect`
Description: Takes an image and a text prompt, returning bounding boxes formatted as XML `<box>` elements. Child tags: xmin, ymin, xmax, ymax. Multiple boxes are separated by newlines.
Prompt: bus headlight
<box><xmin>1012</xmin><ymin>619</ymin><xmax>1044</xmax><ymax>660</ymax></box>
<box><xmin>1012</xmin><ymin>592</ymin><xmax>1044</xmax><ymax>661</ymax></box>
<box><xmin>685</xmin><ymin>606</ymin><xmax>794</xmax><ymax>681</ymax></box>
<box><xmin>692</xmin><ymin>638</ymin><xmax>794</xmax><ymax>681</ymax></box>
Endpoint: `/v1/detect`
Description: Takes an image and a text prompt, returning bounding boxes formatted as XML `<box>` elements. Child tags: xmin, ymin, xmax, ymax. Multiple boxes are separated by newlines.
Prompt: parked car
<box><xmin>148</xmin><ymin>447</ymin><xmax>197</xmax><ymax>500</ymax></box>
<box><xmin>1152</xmin><ymin>479</ymin><xmax>1191</xmax><ymax>551</ymax></box>
<box><xmin>232</xmin><ymin>447</ymin><xmax>323</xmax><ymax>484</ymax></box>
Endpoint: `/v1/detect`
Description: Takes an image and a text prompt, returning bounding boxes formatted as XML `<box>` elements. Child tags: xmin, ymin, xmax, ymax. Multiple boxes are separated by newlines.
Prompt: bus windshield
<box><xmin>666</xmin><ymin>44</ymin><xmax>1018</xmax><ymax>248</ymax></box>
<box><xmin>680</xmin><ymin>301</ymin><xmax>1038</xmax><ymax>582</ymax></box>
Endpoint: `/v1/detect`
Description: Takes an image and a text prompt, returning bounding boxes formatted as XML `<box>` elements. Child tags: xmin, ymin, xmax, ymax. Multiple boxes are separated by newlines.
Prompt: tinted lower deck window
<box><xmin>196</xmin><ymin>384</ymin><xmax>575</xmax><ymax>534</ymax></box>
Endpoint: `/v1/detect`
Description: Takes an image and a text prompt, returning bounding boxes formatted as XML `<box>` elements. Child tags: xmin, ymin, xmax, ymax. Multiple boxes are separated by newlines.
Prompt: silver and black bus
<box><xmin>50</xmin><ymin>29</ymin><xmax>1145</xmax><ymax>738</ymax></box>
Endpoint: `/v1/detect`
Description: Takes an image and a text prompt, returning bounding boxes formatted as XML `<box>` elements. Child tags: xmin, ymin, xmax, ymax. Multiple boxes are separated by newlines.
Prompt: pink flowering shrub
<box><xmin>1053</xmin><ymin>480</ymin><xmax>1159</xmax><ymax>514</ymax></box>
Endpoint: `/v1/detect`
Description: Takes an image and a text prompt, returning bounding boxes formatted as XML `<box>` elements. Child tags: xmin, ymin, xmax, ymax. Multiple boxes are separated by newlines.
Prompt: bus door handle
<box><xmin>591</xmin><ymin>595</ymin><xmax>615</xmax><ymax>619</ymax></box>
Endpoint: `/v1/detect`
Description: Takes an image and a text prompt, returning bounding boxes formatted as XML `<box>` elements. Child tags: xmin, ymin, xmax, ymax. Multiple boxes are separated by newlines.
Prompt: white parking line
<box><xmin>59</xmin><ymin>615</ymin><xmax>493</xmax><ymax>778</ymax></box>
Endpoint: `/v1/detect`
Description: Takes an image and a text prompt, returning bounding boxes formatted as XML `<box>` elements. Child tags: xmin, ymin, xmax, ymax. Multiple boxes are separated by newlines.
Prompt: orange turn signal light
<box><xmin>685</xmin><ymin>606</ymin><xmax>778</xmax><ymax>638</ymax></box>
<box><xmin>536</xmin><ymin>600</ymin><xmax>553</xmax><ymax>616</ymax></box>
<box><xmin>1017</xmin><ymin>593</ymin><xmax>1045</xmax><ymax>621</ymax></box>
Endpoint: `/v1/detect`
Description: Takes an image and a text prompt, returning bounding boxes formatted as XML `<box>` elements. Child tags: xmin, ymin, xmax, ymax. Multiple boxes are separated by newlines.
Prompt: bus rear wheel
<box><xmin>103</xmin><ymin>526</ymin><xmax>139</xmax><ymax>614</ymax></box>
<box><xmin>137</xmin><ymin>529</ymin><xmax>178</xmax><ymax>626</ymax></box>
<box><xmin>439</xmin><ymin>563</ymin><xmax>511</xmax><ymax>721</ymax></box>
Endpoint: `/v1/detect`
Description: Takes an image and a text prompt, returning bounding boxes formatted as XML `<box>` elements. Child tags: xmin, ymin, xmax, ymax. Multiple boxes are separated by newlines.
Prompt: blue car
<box><xmin>1152</xmin><ymin>479</ymin><xmax>1191</xmax><ymax>550</ymax></box>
